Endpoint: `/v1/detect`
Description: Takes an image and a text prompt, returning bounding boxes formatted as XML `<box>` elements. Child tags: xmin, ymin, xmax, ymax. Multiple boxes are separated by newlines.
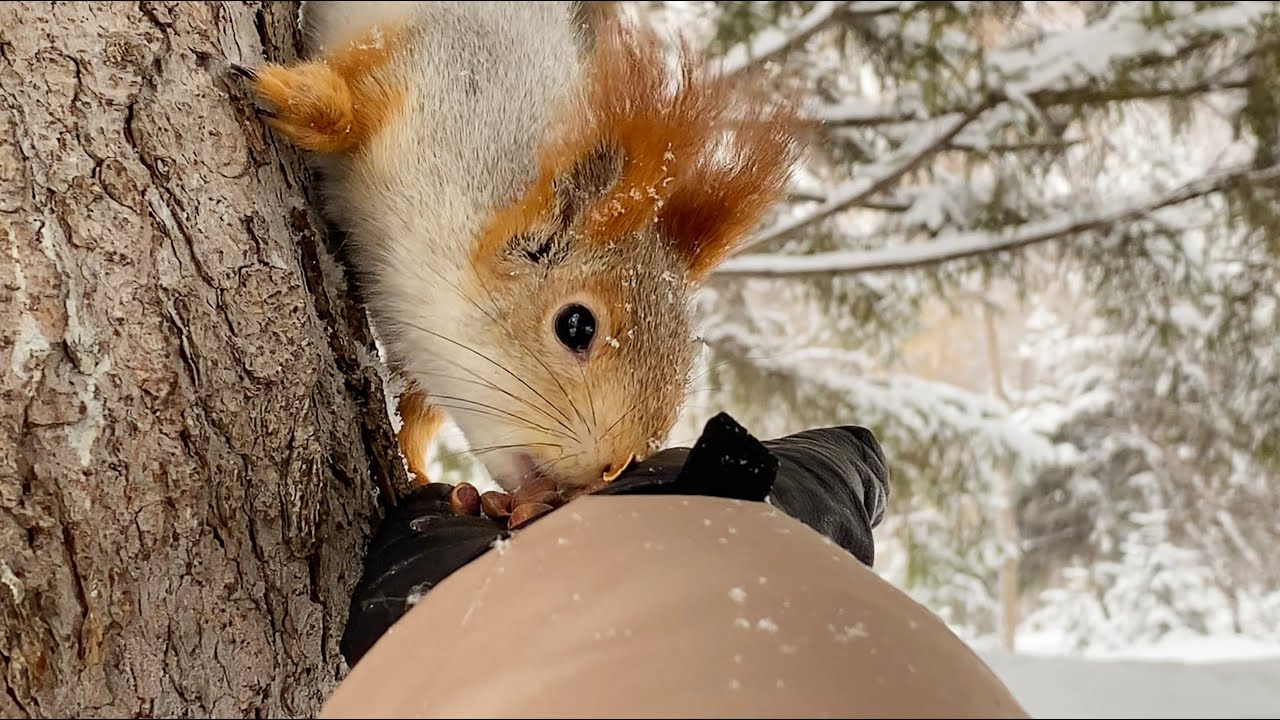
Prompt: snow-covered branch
<box><xmin>813</xmin><ymin>73</ymin><xmax>1252</xmax><ymax>129</ymax></box>
<box><xmin>701</xmin><ymin>323</ymin><xmax>1059</xmax><ymax>466</ymax></box>
<box><xmin>741</xmin><ymin>109</ymin><xmax>984</xmax><ymax>251</ymax></box>
<box><xmin>743</xmin><ymin>3</ymin><xmax>1275</xmax><ymax>251</ymax></box>
<box><xmin>717</xmin><ymin>163</ymin><xmax>1280</xmax><ymax>278</ymax></box>
<box><xmin>811</xmin><ymin>98</ymin><xmax>924</xmax><ymax>127</ymax></box>
<box><xmin>987</xmin><ymin>2</ymin><xmax>1279</xmax><ymax>99</ymax></box>
<box><xmin>810</xmin><ymin>2</ymin><xmax>1273</xmax><ymax>129</ymax></box>
<box><xmin>714</xmin><ymin>1</ymin><xmax>853</xmax><ymax>77</ymax></box>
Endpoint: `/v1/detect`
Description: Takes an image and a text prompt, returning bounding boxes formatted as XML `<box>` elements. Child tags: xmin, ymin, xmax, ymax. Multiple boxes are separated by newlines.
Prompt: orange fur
<box><xmin>397</xmin><ymin>388</ymin><xmax>445</xmax><ymax>487</ymax></box>
<box><xmin>654</xmin><ymin>102</ymin><xmax>802</xmax><ymax>280</ymax></box>
<box><xmin>475</xmin><ymin>15</ymin><xmax>801</xmax><ymax>281</ymax></box>
<box><xmin>250</xmin><ymin>25</ymin><xmax>406</xmax><ymax>154</ymax></box>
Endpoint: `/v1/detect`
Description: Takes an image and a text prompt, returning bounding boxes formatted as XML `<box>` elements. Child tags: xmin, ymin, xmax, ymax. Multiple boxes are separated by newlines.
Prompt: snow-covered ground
<box><xmin>971</xmin><ymin>632</ymin><xmax>1280</xmax><ymax>718</ymax></box>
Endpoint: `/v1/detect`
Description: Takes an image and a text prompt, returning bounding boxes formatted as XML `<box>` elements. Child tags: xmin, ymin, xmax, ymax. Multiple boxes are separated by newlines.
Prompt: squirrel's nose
<box><xmin>601</xmin><ymin>453</ymin><xmax>638</xmax><ymax>483</ymax></box>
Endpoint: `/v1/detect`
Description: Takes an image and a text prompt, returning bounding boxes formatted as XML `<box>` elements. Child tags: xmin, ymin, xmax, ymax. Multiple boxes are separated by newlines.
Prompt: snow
<box><xmin>490</xmin><ymin>537</ymin><xmax>511</xmax><ymax>556</ymax></box>
<box><xmin>982</xmin><ymin>650</ymin><xmax>1280</xmax><ymax>719</ymax></box>
<box><xmin>1009</xmin><ymin>629</ymin><xmax>1280</xmax><ymax>664</ymax></box>
<box><xmin>831</xmin><ymin>622</ymin><xmax>869</xmax><ymax>643</ymax></box>
<box><xmin>717</xmin><ymin>162</ymin><xmax>1271</xmax><ymax>277</ymax></box>
<box><xmin>715</xmin><ymin>1</ymin><xmax>851</xmax><ymax>77</ymax></box>
<box><xmin>988</xmin><ymin>3</ymin><xmax>1280</xmax><ymax>98</ymax></box>
<box><xmin>0</xmin><ymin>561</ymin><xmax>24</xmax><ymax>604</ymax></box>
<box><xmin>739</xmin><ymin>112</ymin><xmax>976</xmax><ymax>252</ymax></box>
<box><xmin>5</xmin><ymin>226</ymin><xmax>51</xmax><ymax>380</ymax></box>
<box><xmin>811</xmin><ymin>97</ymin><xmax>922</xmax><ymax>125</ymax></box>
<box><xmin>965</xmin><ymin>630</ymin><xmax>1280</xmax><ymax>717</ymax></box>
<box><xmin>706</xmin><ymin>322</ymin><xmax>1060</xmax><ymax>470</ymax></box>
<box><xmin>987</xmin><ymin>652</ymin><xmax>1280</xmax><ymax>718</ymax></box>
<box><xmin>67</xmin><ymin>357</ymin><xmax>110</xmax><ymax>468</ymax></box>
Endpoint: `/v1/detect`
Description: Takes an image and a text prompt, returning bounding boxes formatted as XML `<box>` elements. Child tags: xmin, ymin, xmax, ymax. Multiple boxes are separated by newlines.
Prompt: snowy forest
<box><xmin>2</xmin><ymin>1</ymin><xmax>1276</xmax><ymax>716</ymax></box>
<box><xmin>421</xmin><ymin>0</ymin><xmax>1280</xmax><ymax>655</ymax></box>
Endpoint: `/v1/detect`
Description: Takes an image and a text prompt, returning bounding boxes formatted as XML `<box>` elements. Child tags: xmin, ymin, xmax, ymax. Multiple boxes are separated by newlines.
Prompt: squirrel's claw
<box><xmin>228</xmin><ymin>62</ymin><xmax>260</xmax><ymax>81</ymax></box>
<box><xmin>227</xmin><ymin>63</ymin><xmax>280</xmax><ymax>120</ymax></box>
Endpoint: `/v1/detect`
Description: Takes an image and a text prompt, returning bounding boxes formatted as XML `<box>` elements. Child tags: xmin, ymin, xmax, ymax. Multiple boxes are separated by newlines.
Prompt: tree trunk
<box><xmin>981</xmin><ymin>297</ymin><xmax>1019</xmax><ymax>653</ymax></box>
<box><xmin>0</xmin><ymin>2</ymin><xmax>406</xmax><ymax>717</ymax></box>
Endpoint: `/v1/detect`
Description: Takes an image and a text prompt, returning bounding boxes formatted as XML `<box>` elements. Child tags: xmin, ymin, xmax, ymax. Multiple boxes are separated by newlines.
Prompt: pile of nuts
<box><xmin>448</xmin><ymin>475</ymin><xmax>569</xmax><ymax>530</ymax></box>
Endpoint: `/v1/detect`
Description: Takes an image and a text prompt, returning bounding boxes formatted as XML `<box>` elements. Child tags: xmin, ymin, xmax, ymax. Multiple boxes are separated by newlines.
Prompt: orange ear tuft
<box><xmin>474</xmin><ymin>13</ymin><xmax>802</xmax><ymax>275</ymax></box>
<box><xmin>654</xmin><ymin>89</ymin><xmax>802</xmax><ymax>282</ymax></box>
<box><xmin>565</xmin><ymin>14</ymin><xmax>802</xmax><ymax>276</ymax></box>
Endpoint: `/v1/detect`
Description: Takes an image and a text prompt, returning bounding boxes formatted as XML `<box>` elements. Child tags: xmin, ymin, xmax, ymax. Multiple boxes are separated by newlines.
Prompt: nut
<box><xmin>508</xmin><ymin>502</ymin><xmax>554</xmax><ymax>530</ymax></box>
<box><xmin>514</xmin><ymin>490</ymin><xmax>561</xmax><ymax>508</ymax></box>
<box><xmin>450</xmin><ymin>483</ymin><xmax>481</xmax><ymax>516</ymax></box>
<box><xmin>480</xmin><ymin>491</ymin><xmax>513</xmax><ymax>519</ymax></box>
<box><xmin>511</xmin><ymin>476</ymin><xmax>558</xmax><ymax>507</ymax></box>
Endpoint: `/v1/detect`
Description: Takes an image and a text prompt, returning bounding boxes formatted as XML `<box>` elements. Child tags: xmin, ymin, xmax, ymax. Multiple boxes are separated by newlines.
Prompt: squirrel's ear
<box><xmin>658</xmin><ymin>103</ymin><xmax>802</xmax><ymax>283</ymax></box>
<box><xmin>240</xmin><ymin>26</ymin><xmax>404</xmax><ymax>154</ymax></box>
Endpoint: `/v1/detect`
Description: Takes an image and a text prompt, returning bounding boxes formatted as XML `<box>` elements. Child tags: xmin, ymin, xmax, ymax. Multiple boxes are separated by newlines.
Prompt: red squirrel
<box><xmin>239</xmin><ymin>1</ymin><xmax>801</xmax><ymax>493</ymax></box>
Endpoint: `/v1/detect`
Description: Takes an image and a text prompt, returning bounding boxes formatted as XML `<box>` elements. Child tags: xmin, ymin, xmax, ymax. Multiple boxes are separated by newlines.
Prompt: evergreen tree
<box><xmin>633</xmin><ymin>0</ymin><xmax>1280</xmax><ymax>648</ymax></box>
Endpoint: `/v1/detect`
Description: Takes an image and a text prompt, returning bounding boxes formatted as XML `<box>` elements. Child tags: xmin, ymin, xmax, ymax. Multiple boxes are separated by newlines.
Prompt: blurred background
<box><xmin>426</xmin><ymin>2</ymin><xmax>1280</xmax><ymax>715</ymax></box>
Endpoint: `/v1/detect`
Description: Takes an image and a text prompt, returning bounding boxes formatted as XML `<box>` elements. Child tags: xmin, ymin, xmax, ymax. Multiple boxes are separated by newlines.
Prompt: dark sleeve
<box><xmin>763</xmin><ymin>426</ymin><xmax>891</xmax><ymax>567</ymax></box>
<box><xmin>593</xmin><ymin>414</ymin><xmax>892</xmax><ymax>566</ymax></box>
<box><xmin>340</xmin><ymin>412</ymin><xmax>892</xmax><ymax>667</ymax></box>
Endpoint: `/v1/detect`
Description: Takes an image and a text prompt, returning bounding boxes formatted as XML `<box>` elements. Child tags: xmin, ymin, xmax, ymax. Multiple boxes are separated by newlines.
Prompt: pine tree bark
<box><xmin>0</xmin><ymin>2</ymin><xmax>406</xmax><ymax>717</ymax></box>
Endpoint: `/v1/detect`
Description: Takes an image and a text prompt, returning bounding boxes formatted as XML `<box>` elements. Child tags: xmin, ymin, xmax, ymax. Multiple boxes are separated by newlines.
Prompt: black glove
<box><xmin>339</xmin><ymin>412</ymin><xmax>891</xmax><ymax>667</ymax></box>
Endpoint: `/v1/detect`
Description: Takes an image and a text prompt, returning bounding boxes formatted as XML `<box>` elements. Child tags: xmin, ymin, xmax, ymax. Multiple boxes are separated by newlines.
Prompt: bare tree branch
<box><xmin>715</xmin><ymin>1</ymin><xmax>853</xmax><ymax>77</ymax></box>
<box><xmin>717</xmin><ymin>164</ymin><xmax>1280</xmax><ymax>278</ymax></box>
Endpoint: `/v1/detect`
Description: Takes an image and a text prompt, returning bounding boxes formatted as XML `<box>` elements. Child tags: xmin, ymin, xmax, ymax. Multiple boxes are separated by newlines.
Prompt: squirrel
<box><xmin>237</xmin><ymin>1</ymin><xmax>802</xmax><ymax>494</ymax></box>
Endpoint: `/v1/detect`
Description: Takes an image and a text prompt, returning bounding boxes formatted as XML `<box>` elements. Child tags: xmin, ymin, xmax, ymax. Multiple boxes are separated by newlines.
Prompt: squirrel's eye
<box><xmin>554</xmin><ymin>304</ymin><xmax>596</xmax><ymax>353</ymax></box>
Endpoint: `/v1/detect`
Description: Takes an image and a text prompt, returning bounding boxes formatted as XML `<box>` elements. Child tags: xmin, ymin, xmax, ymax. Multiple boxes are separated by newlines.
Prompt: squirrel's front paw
<box><xmin>234</xmin><ymin>60</ymin><xmax>364</xmax><ymax>154</ymax></box>
<box><xmin>229</xmin><ymin>27</ymin><xmax>403</xmax><ymax>155</ymax></box>
<box><xmin>397</xmin><ymin>391</ymin><xmax>444</xmax><ymax>488</ymax></box>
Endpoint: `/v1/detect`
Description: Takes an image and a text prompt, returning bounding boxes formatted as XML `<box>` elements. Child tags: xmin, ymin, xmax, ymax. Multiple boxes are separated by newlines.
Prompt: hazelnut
<box><xmin>511</xmin><ymin>476</ymin><xmax>558</xmax><ymax>506</ymax></box>
<box><xmin>508</xmin><ymin>502</ymin><xmax>554</xmax><ymax>530</ymax></box>
<box><xmin>514</xmin><ymin>490</ymin><xmax>561</xmax><ymax>508</ymax></box>
<box><xmin>481</xmin><ymin>491</ymin><xmax>513</xmax><ymax>519</ymax></box>
<box><xmin>450</xmin><ymin>483</ymin><xmax>481</xmax><ymax>516</ymax></box>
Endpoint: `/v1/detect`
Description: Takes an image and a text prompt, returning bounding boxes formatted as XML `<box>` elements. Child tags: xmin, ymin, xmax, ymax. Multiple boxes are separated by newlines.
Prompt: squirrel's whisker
<box><xmin>577</xmin><ymin>358</ymin><xmax>598</xmax><ymax>432</ymax></box>
<box><xmin>427</xmin><ymin>404</ymin><xmax>558</xmax><ymax>444</ymax></box>
<box><xmin>410</xmin><ymin>263</ymin><xmax>579</xmax><ymax>429</ymax></box>
<box><xmin>433</xmin><ymin>441</ymin><xmax>565</xmax><ymax>467</ymax></box>
<box><xmin>424</xmin><ymin>374</ymin><xmax>579</xmax><ymax>442</ymax></box>
<box><xmin>599</xmin><ymin>393</ymin><xmax>645</xmax><ymax>446</ymax></box>
<box><xmin>532</xmin><ymin>451</ymin><xmax>583</xmax><ymax>483</ymax></box>
<box><xmin>403</xmin><ymin>321</ymin><xmax>577</xmax><ymax>436</ymax></box>
<box><xmin>427</xmin><ymin>395</ymin><xmax>575</xmax><ymax>444</ymax></box>
<box><xmin>469</xmin><ymin>270</ymin><xmax>594</xmax><ymax>435</ymax></box>
<box><xmin>467</xmin><ymin>442</ymin><xmax>564</xmax><ymax>456</ymax></box>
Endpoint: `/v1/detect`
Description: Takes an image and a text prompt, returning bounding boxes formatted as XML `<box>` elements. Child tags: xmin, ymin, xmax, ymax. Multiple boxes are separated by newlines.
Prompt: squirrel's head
<box><xmin>444</xmin><ymin>14</ymin><xmax>801</xmax><ymax>492</ymax></box>
<box><xmin>454</xmin><ymin>210</ymin><xmax>698</xmax><ymax>493</ymax></box>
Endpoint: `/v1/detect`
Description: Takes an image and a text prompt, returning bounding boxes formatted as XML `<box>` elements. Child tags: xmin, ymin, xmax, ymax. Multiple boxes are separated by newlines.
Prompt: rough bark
<box><xmin>0</xmin><ymin>2</ymin><xmax>407</xmax><ymax>717</ymax></box>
